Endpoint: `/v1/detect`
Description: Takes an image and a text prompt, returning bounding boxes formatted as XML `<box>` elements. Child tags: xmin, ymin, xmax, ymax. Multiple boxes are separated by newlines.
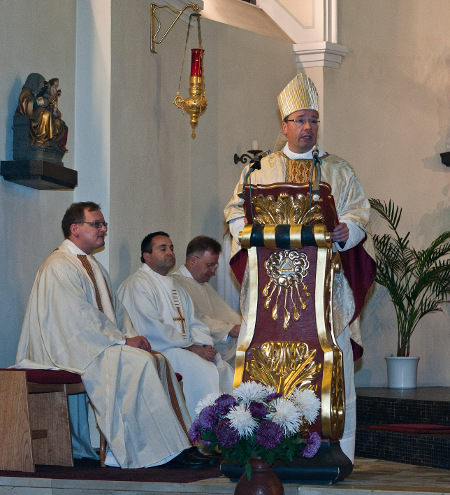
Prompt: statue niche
<box><xmin>14</xmin><ymin>73</ymin><xmax>68</xmax><ymax>164</ymax></box>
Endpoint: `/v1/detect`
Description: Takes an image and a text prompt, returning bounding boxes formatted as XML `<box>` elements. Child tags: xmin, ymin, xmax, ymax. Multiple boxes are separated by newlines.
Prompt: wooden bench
<box><xmin>0</xmin><ymin>369</ymin><xmax>106</xmax><ymax>472</ymax></box>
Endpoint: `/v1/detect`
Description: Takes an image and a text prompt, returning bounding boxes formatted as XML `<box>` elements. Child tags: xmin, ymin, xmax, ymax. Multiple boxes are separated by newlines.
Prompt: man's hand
<box><xmin>187</xmin><ymin>344</ymin><xmax>217</xmax><ymax>362</ymax></box>
<box><xmin>331</xmin><ymin>222</ymin><xmax>349</xmax><ymax>244</ymax></box>
<box><xmin>125</xmin><ymin>336</ymin><xmax>151</xmax><ymax>352</ymax></box>
<box><xmin>229</xmin><ymin>324</ymin><xmax>241</xmax><ymax>339</ymax></box>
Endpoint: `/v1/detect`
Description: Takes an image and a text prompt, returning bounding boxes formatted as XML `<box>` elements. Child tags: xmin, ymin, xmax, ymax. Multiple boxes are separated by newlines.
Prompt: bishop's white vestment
<box><xmin>118</xmin><ymin>264</ymin><xmax>234</xmax><ymax>420</ymax></box>
<box><xmin>16</xmin><ymin>240</ymin><xmax>192</xmax><ymax>468</ymax></box>
<box><xmin>224</xmin><ymin>147</ymin><xmax>376</xmax><ymax>463</ymax></box>
<box><xmin>171</xmin><ymin>264</ymin><xmax>241</xmax><ymax>365</ymax></box>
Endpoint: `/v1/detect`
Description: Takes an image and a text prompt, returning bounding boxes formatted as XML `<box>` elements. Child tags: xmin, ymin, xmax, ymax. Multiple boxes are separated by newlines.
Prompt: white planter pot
<box><xmin>385</xmin><ymin>356</ymin><xmax>420</xmax><ymax>389</ymax></box>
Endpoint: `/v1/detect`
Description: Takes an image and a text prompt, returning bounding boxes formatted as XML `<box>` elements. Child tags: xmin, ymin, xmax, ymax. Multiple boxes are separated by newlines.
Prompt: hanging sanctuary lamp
<box><xmin>173</xmin><ymin>13</ymin><xmax>207</xmax><ymax>139</ymax></box>
<box><xmin>150</xmin><ymin>4</ymin><xmax>206</xmax><ymax>139</ymax></box>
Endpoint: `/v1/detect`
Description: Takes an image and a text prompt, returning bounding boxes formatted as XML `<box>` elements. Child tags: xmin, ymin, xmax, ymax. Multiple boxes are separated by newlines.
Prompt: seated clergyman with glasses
<box><xmin>171</xmin><ymin>236</ymin><xmax>242</xmax><ymax>366</ymax></box>
<box><xmin>118</xmin><ymin>232</ymin><xmax>234</xmax><ymax>422</ymax></box>
<box><xmin>15</xmin><ymin>202</ymin><xmax>211</xmax><ymax>469</ymax></box>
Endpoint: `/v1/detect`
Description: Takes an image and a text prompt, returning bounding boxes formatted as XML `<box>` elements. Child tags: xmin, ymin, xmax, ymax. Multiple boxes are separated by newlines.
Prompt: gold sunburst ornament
<box><xmin>246</xmin><ymin>341</ymin><xmax>320</xmax><ymax>397</ymax></box>
<box><xmin>263</xmin><ymin>250</ymin><xmax>310</xmax><ymax>330</ymax></box>
<box><xmin>252</xmin><ymin>192</ymin><xmax>323</xmax><ymax>226</ymax></box>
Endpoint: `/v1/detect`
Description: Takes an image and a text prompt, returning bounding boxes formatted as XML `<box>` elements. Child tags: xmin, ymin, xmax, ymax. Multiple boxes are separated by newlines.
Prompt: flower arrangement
<box><xmin>189</xmin><ymin>381</ymin><xmax>321</xmax><ymax>480</ymax></box>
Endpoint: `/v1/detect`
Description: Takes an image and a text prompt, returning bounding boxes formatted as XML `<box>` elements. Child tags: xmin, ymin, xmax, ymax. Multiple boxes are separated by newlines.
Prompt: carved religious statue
<box><xmin>14</xmin><ymin>73</ymin><xmax>68</xmax><ymax>164</ymax></box>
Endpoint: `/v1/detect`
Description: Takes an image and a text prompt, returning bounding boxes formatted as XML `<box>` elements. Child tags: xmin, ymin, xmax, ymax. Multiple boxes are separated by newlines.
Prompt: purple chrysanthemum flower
<box><xmin>215</xmin><ymin>419</ymin><xmax>240</xmax><ymax>448</ymax></box>
<box><xmin>249</xmin><ymin>401</ymin><xmax>267</xmax><ymax>419</ymax></box>
<box><xmin>215</xmin><ymin>394</ymin><xmax>237</xmax><ymax>415</ymax></box>
<box><xmin>198</xmin><ymin>405</ymin><xmax>218</xmax><ymax>430</ymax></box>
<box><xmin>256</xmin><ymin>420</ymin><xmax>284</xmax><ymax>449</ymax></box>
<box><xmin>266</xmin><ymin>392</ymin><xmax>283</xmax><ymax>402</ymax></box>
<box><xmin>302</xmin><ymin>431</ymin><xmax>321</xmax><ymax>458</ymax></box>
<box><xmin>188</xmin><ymin>419</ymin><xmax>202</xmax><ymax>443</ymax></box>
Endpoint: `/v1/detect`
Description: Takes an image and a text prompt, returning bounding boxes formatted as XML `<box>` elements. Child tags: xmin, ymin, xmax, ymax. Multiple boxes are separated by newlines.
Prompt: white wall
<box><xmin>0</xmin><ymin>0</ymin><xmax>77</xmax><ymax>368</ymax></box>
<box><xmin>75</xmin><ymin>0</ymin><xmax>112</xmax><ymax>268</ymax></box>
<box><xmin>108</xmin><ymin>1</ymin><xmax>296</xmax><ymax>288</ymax></box>
<box><xmin>0</xmin><ymin>0</ymin><xmax>447</xmax><ymax>388</ymax></box>
<box><xmin>324</xmin><ymin>0</ymin><xmax>450</xmax><ymax>386</ymax></box>
<box><xmin>0</xmin><ymin>0</ymin><xmax>295</xmax><ymax>367</ymax></box>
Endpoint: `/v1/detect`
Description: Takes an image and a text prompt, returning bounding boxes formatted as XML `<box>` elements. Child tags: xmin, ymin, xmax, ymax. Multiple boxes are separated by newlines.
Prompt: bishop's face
<box><xmin>281</xmin><ymin>109</ymin><xmax>319</xmax><ymax>154</ymax></box>
<box><xmin>70</xmin><ymin>209</ymin><xmax>107</xmax><ymax>255</ymax></box>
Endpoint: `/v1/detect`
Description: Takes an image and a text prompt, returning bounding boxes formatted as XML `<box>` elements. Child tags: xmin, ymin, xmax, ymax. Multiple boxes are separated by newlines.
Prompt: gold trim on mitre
<box><xmin>278</xmin><ymin>73</ymin><xmax>319</xmax><ymax>120</ymax></box>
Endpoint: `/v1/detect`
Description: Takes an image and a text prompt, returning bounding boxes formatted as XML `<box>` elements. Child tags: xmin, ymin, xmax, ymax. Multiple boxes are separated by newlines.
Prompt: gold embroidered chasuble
<box><xmin>284</xmin><ymin>155</ymin><xmax>315</xmax><ymax>183</ymax></box>
<box><xmin>224</xmin><ymin>151</ymin><xmax>376</xmax><ymax>349</ymax></box>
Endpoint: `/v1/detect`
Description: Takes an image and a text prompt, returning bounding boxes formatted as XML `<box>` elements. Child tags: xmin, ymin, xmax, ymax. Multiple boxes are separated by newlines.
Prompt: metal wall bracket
<box><xmin>151</xmin><ymin>3</ymin><xmax>200</xmax><ymax>53</ymax></box>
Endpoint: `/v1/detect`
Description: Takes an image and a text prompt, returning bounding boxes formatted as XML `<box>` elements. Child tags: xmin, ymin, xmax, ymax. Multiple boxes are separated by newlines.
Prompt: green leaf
<box><xmin>369</xmin><ymin>198</ymin><xmax>450</xmax><ymax>356</ymax></box>
<box><xmin>245</xmin><ymin>461</ymin><xmax>252</xmax><ymax>481</ymax></box>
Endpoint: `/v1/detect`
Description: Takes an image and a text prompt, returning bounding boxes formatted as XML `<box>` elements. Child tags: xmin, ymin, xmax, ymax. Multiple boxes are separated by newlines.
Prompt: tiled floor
<box><xmin>1</xmin><ymin>458</ymin><xmax>449</xmax><ymax>495</ymax></box>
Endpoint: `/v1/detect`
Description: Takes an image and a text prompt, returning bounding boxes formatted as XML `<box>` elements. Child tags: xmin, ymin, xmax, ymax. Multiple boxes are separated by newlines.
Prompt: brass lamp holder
<box><xmin>150</xmin><ymin>4</ymin><xmax>206</xmax><ymax>139</ymax></box>
<box><xmin>173</xmin><ymin>14</ymin><xmax>206</xmax><ymax>139</ymax></box>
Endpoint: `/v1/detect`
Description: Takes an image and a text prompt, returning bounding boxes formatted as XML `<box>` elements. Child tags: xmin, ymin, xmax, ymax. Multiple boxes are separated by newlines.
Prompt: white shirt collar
<box><xmin>62</xmin><ymin>238</ymin><xmax>89</xmax><ymax>256</ymax></box>
<box><xmin>141</xmin><ymin>263</ymin><xmax>176</xmax><ymax>288</ymax></box>
<box><xmin>282</xmin><ymin>143</ymin><xmax>326</xmax><ymax>160</ymax></box>
<box><xmin>178</xmin><ymin>264</ymin><xmax>195</xmax><ymax>280</ymax></box>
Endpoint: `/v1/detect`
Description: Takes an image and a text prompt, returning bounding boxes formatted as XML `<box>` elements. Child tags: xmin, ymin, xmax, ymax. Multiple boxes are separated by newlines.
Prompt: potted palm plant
<box><xmin>369</xmin><ymin>198</ymin><xmax>450</xmax><ymax>388</ymax></box>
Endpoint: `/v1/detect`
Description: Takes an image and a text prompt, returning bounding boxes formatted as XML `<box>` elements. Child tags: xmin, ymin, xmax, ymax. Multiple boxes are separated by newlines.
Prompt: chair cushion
<box><xmin>4</xmin><ymin>368</ymin><xmax>182</xmax><ymax>383</ymax></box>
<box><xmin>3</xmin><ymin>368</ymin><xmax>82</xmax><ymax>384</ymax></box>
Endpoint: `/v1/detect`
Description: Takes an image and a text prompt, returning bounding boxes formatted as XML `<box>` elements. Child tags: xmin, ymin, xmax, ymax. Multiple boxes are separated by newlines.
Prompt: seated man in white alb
<box><xmin>171</xmin><ymin>236</ymin><xmax>241</xmax><ymax>366</ymax></box>
<box><xmin>118</xmin><ymin>232</ymin><xmax>234</xmax><ymax>421</ymax></box>
<box><xmin>15</xmin><ymin>202</ymin><xmax>210</xmax><ymax>469</ymax></box>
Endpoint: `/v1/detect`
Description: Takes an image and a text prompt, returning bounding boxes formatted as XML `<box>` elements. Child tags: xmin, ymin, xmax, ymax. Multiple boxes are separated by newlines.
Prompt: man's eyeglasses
<box><xmin>194</xmin><ymin>256</ymin><xmax>219</xmax><ymax>269</ymax></box>
<box><xmin>75</xmin><ymin>221</ymin><xmax>108</xmax><ymax>229</ymax></box>
<box><xmin>285</xmin><ymin>118</ymin><xmax>320</xmax><ymax>127</ymax></box>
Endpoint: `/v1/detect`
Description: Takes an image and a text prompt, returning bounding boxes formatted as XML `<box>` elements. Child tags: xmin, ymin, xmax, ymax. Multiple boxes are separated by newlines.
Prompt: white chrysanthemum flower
<box><xmin>265</xmin><ymin>385</ymin><xmax>277</xmax><ymax>396</ymax></box>
<box><xmin>290</xmin><ymin>388</ymin><xmax>321</xmax><ymax>424</ymax></box>
<box><xmin>267</xmin><ymin>398</ymin><xmax>302</xmax><ymax>435</ymax></box>
<box><xmin>195</xmin><ymin>392</ymin><xmax>220</xmax><ymax>416</ymax></box>
<box><xmin>226</xmin><ymin>404</ymin><xmax>257</xmax><ymax>438</ymax></box>
<box><xmin>232</xmin><ymin>381</ymin><xmax>268</xmax><ymax>403</ymax></box>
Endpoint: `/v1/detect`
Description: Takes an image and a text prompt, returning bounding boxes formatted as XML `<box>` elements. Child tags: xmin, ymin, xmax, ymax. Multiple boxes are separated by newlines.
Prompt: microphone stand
<box><xmin>308</xmin><ymin>146</ymin><xmax>322</xmax><ymax>225</ymax></box>
<box><xmin>238</xmin><ymin>150</ymin><xmax>271</xmax><ymax>223</ymax></box>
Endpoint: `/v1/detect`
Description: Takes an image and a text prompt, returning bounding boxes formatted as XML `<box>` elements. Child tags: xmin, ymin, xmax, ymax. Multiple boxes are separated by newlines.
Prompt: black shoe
<box><xmin>164</xmin><ymin>449</ymin><xmax>211</xmax><ymax>469</ymax></box>
<box><xmin>187</xmin><ymin>447</ymin><xmax>221</xmax><ymax>467</ymax></box>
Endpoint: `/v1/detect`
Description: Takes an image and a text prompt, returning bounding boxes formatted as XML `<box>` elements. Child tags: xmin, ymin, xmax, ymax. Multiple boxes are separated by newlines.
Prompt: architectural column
<box><xmin>256</xmin><ymin>0</ymin><xmax>348</xmax><ymax>70</ymax></box>
<box><xmin>75</xmin><ymin>0</ymin><xmax>112</xmax><ymax>268</ymax></box>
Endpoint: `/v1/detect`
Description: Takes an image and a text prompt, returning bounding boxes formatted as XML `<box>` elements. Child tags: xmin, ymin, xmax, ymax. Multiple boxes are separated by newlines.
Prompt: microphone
<box><xmin>244</xmin><ymin>150</ymin><xmax>271</xmax><ymax>180</ymax></box>
<box><xmin>312</xmin><ymin>147</ymin><xmax>318</xmax><ymax>159</ymax></box>
<box><xmin>252</xmin><ymin>149</ymin><xmax>271</xmax><ymax>163</ymax></box>
<box><xmin>311</xmin><ymin>146</ymin><xmax>321</xmax><ymax>202</ymax></box>
<box><xmin>249</xmin><ymin>149</ymin><xmax>271</xmax><ymax>172</ymax></box>
<box><xmin>237</xmin><ymin>150</ymin><xmax>272</xmax><ymax>198</ymax></box>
